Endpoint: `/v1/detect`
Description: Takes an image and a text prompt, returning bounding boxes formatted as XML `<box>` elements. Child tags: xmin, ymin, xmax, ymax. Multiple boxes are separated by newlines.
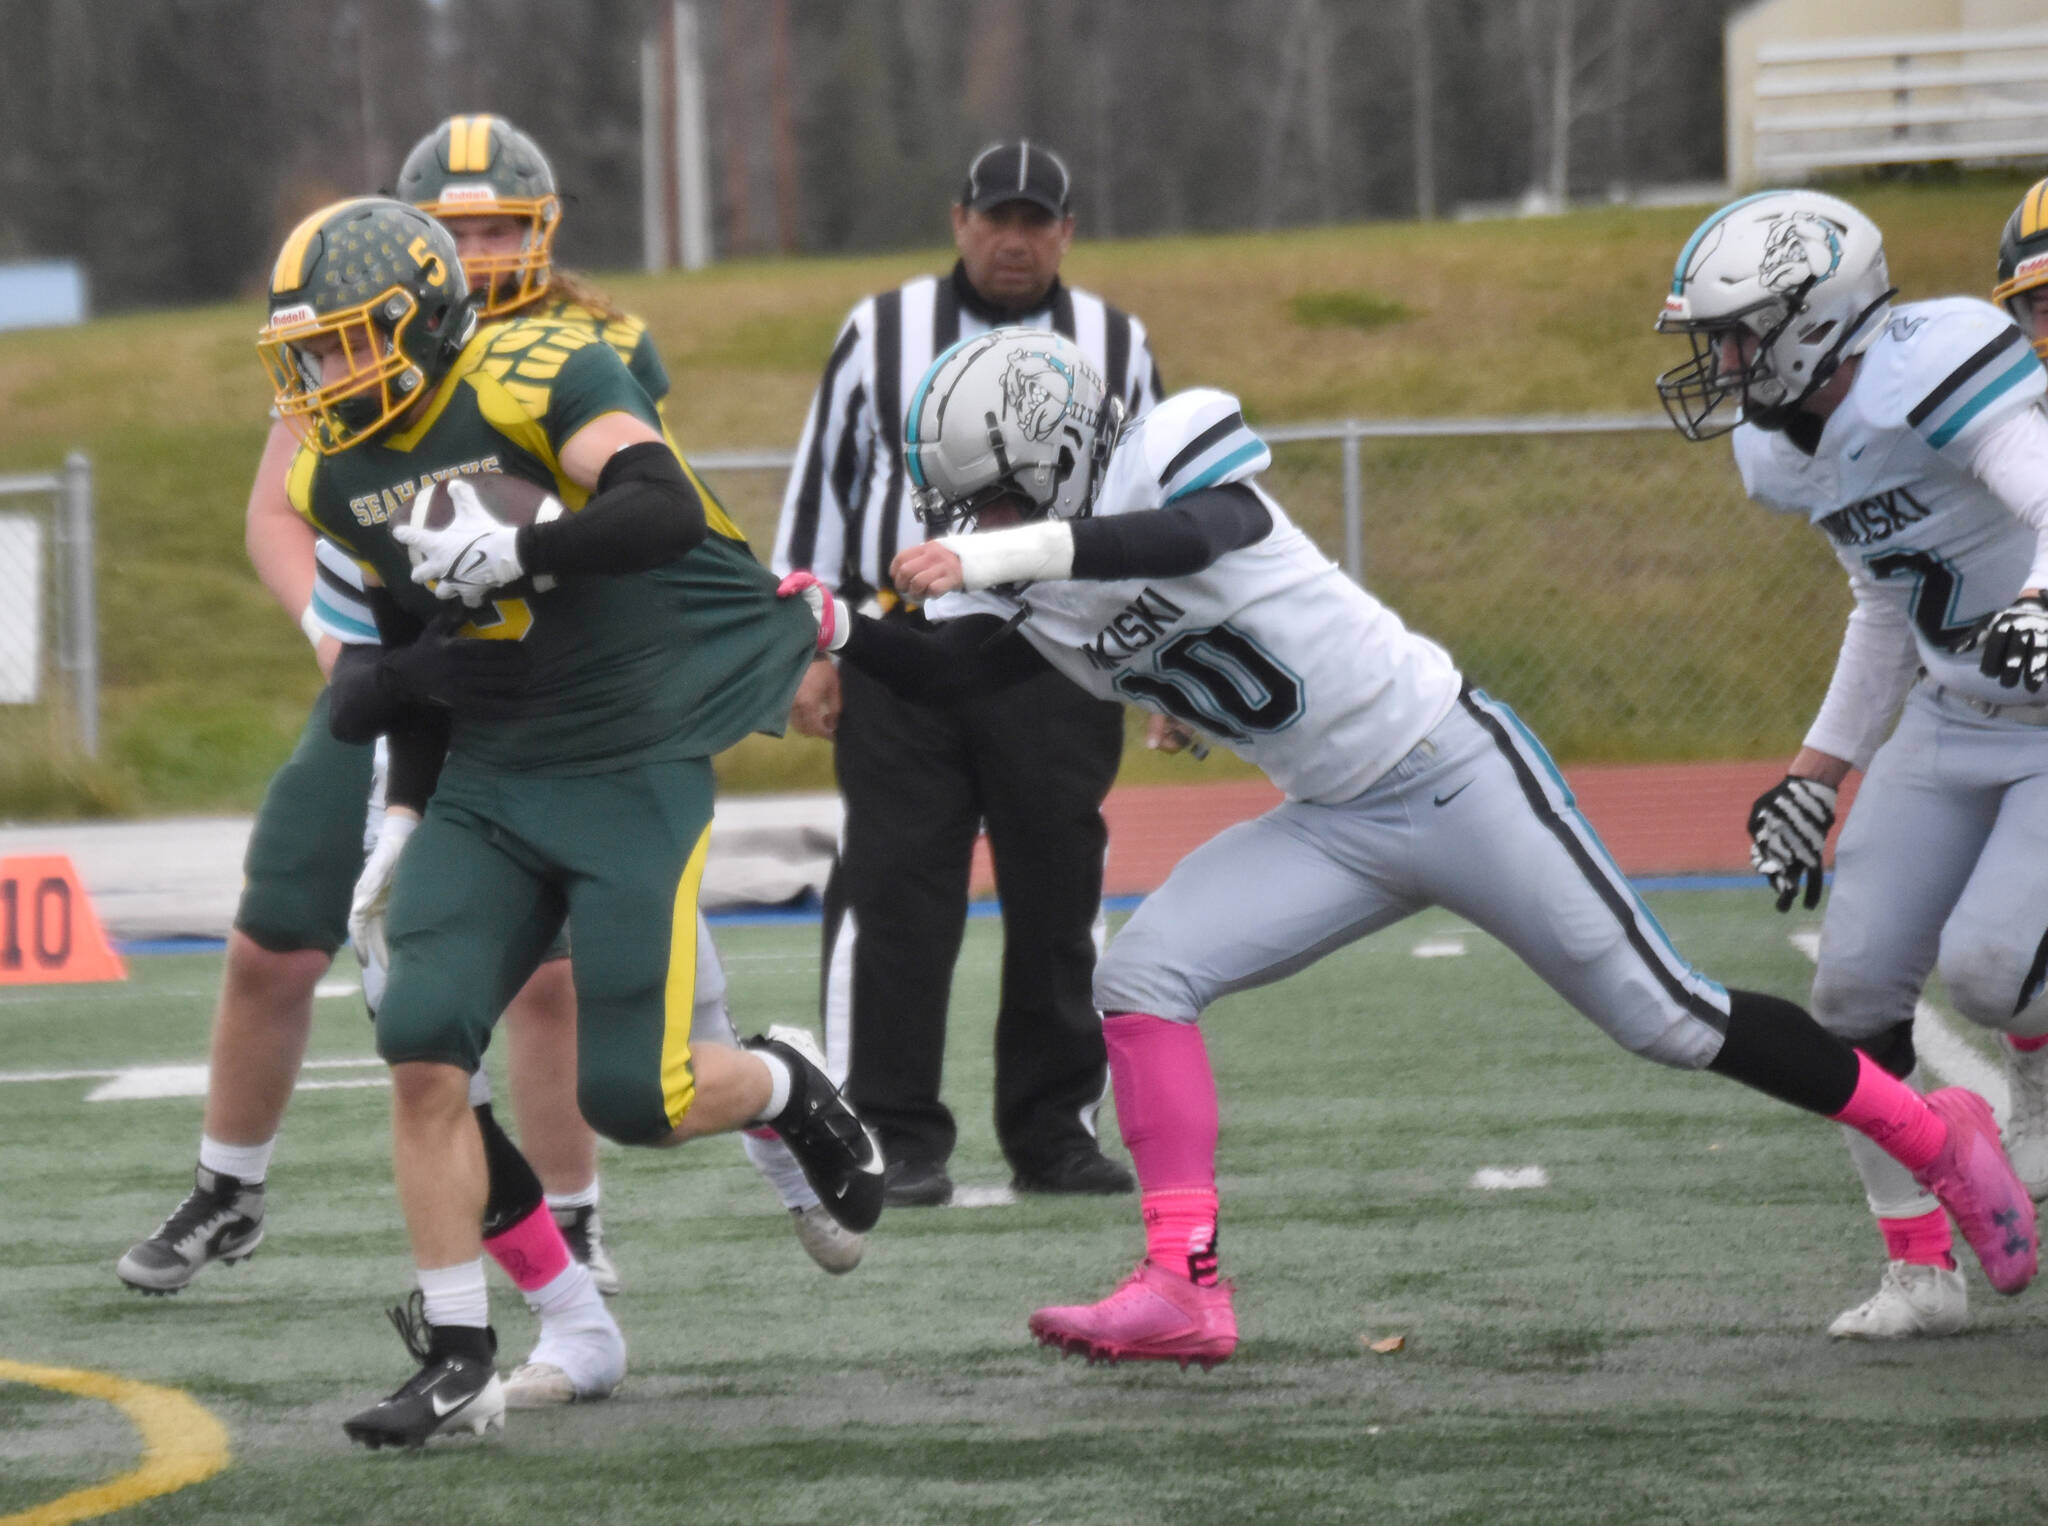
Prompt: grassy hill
<box><xmin>0</xmin><ymin>174</ymin><xmax>2035</xmax><ymax>816</ymax></box>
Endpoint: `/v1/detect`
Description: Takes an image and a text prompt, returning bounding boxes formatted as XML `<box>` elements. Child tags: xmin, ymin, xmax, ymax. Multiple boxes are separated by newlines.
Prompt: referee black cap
<box><xmin>960</xmin><ymin>140</ymin><xmax>1072</xmax><ymax>217</ymax></box>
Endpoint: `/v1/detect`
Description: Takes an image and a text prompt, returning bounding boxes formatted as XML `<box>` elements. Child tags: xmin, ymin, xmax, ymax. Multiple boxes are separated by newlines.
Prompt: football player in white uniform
<box><xmin>1657</xmin><ymin>187</ymin><xmax>2048</xmax><ymax>1340</ymax></box>
<box><xmin>776</xmin><ymin>327</ymin><xmax>2038</xmax><ymax>1367</ymax></box>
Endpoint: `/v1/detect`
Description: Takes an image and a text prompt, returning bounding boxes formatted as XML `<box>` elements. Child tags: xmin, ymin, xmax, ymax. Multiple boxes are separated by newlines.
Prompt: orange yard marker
<box><xmin>0</xmin><ymin>854</ymin><xmax>126</xmax><ymax>984</ymax></box>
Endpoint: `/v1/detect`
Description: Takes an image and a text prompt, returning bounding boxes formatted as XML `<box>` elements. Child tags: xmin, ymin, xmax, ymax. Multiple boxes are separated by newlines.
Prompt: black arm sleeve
<box><xmin>836</xmin><ymin>612</ymin><xmax>1054</xmax><ymax>705</ymax></box>
<box><xmin>514</xmin><ymin>440</ymin><xmax>708</xmax><ymax>578</ymax></box>
<box><xmin>384</xmin><ymin>708</ymin><xmax>450</xmax><ymax>814</ymax></box>
<box><xmin>331</xmin><ymin>587</ymin><xmax>449</xmax><ymax>811</ymax></box>
<box><xmin>326</xmin><ymin>588</ymin><xmax>428</xmax><ymax>746</ymax></box>
<box><xmin>1067</xmin><ymin>482</ymin><xmax>1272</xmax><ymax>580</ymax></box>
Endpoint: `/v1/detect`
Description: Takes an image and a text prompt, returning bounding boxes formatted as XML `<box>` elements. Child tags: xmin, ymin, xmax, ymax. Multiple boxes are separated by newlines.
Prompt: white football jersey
<box><xmin>926</xmin><ymin>389</ymin><xmax>1463</xmax><ymax>803</ymax></box>
<box><xmin>1734</xmin><ymin>297</ymin><xmax>2048</xmax><ymax>724</ymax></box>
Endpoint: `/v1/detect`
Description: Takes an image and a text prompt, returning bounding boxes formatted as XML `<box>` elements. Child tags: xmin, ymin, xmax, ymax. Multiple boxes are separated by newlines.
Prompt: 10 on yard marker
<box><xmin>0</xmin><ymin>854</ymin><xmax>125</xmax><ymax>986</ymax></box>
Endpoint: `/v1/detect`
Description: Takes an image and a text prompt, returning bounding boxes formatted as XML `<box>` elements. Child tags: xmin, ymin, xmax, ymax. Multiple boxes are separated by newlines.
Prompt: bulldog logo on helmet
<box><xmin>1002</xmin><ymin>347</ymin><xmax>1088</xmax><ymax>442</ymax></box>
<box><xmin>1759</xmin><ymin>213</ymin><xmax>1845</xmax><ymax>295</ymax></box>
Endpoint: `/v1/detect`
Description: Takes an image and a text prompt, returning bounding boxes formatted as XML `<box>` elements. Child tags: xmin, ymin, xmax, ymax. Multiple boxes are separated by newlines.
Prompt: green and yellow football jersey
<box><xmin>528</xmin><ymin>298</ymin><xmax>671</xmax><ymax>406</ymax></box>
<box><xmin>289</xmin><ymin>316</ymin><xmax>812</xmax><ymax>775</ymax></box>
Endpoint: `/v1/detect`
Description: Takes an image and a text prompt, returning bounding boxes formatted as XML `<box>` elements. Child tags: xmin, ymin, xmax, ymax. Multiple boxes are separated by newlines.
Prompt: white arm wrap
<box><xmin>1969</xmin><ymin>403</ymin><xmax>2048</xmax><ymax>590</ymax></box>
<box><xmin>940</xmin><ymin>519</ymin><xmax>1076</xmax><ymax>591</ymax></box>
<box><xmin>299</xmin><ymin>601</ymin><xmax>329</xmax><ymax>649</ymax></box>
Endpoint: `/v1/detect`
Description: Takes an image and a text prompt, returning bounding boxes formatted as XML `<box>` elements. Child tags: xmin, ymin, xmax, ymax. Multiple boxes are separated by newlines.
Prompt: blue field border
<box><xmin>113</xmin><ymin>873</ymin><xmax>1781</xmax><ymax>955</ymax></box>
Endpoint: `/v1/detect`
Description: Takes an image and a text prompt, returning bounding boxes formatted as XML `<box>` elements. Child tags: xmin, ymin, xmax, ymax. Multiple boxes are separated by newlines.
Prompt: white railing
<box><xmin>1752</xmin><ymin>26</ymin><xmax>2048</xmax><ymax>178</ymax></box>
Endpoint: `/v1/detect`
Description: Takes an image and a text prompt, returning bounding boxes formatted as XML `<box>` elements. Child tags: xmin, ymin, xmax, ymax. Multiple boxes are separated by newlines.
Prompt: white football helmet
<box><xmin>1655</xmin><ymin>189</ymin><xmax>1895</xmax><ymax>439</ymax></box>
<box><xmin>906</xmin><ymin>328</ymin><xmax>1124</xmax><ymax>531</ymax></box>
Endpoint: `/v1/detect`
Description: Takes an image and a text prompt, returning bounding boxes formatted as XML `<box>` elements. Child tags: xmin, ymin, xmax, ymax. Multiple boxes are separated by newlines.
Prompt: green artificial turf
<box><xmin>3</xmin><ymin>896</ymin><xmax>2044</xmax><ymax>1524</ymax></box>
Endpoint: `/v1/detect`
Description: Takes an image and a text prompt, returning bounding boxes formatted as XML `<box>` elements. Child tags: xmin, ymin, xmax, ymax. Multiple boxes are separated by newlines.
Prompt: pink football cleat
<box><xmin>1028</xmin><ymin>1261</ymin><xmax>1237</xmax><ymax>1370</ymax></box>
<box><xmin>1912</xmin><ymin>1088</ymin><xmax>2038</xmax><ymax>1295</ymax></box>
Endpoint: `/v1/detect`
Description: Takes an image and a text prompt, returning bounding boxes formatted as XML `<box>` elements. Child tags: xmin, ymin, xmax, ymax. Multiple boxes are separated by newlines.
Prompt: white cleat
<box><xmin>503</xmin><ymin>1313</ymin><xmax>627</xmax><ymax>1408</ymax></box>
<box><xmin>1827</xmin><ymin>1259</ymin><xmax>1967</xmax><ymax>1340</ymax></box>
<box><xmin>2001</xmin><ymin>1036</ymin><xmax>2048</xmax><ymax>1201</ymax></box>
<box><xmin>791</xmin><ymin>1203</ymin><xmax>866</xmax><ymax>1275</ymax></box>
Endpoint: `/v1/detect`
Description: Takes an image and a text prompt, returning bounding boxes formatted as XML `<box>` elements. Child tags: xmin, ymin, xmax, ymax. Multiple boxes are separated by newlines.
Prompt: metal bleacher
<box><xmin>1752</xmin><ymin>25</ymin><xmax>2048</xmax><ymax>179</ymax></box>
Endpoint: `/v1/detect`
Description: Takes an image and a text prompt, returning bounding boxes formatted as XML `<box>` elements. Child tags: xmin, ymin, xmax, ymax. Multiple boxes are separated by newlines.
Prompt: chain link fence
<box><xmin>0</xmin><ymin>455</ymin><xmax>100</xmax><ymax>761</ymax></box>
<box><xmin>692</xmin><ymin>416</ymin><xmax>1847</xmax><ymax>765</ymax></box>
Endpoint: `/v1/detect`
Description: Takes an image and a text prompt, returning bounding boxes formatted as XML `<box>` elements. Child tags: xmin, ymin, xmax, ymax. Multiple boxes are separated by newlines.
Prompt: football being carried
<box><xmin>395</xmin><ymin>469</ymin><xmax>564</xmax><ymax>604</ymax></box>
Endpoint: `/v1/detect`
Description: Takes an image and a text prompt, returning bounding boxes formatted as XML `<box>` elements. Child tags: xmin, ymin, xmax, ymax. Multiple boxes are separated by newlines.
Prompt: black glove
<box><xmin>1746</xmin><ymin>775</ymin><xmax>1837</xmax><ymax>913</ymax></box>
<box><xmin>1972</xmin><ymin>592</ymin><xmax>2048</xmax><ymax>693</ymax></box>
<box><xmin>381</xmin><ymin>617</ymin><xmax>534</xmax><ymax>716</ymax></box>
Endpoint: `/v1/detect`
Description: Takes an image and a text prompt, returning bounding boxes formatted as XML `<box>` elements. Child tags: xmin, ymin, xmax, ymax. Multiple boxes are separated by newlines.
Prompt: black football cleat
<box><xmin>342</xmin><ymin>1293</ymin><xmax>505</xmax><ymax>1451</ymax></box>
<box><xmin>744</xmin><ymin>1025</ymin><xmax>885</xmax><ymax>1234</ymax></box>
<box><xmin>116</xmin><ymin>1166</ymin><xmax>266</xmax><ymax>1294</ymax></box>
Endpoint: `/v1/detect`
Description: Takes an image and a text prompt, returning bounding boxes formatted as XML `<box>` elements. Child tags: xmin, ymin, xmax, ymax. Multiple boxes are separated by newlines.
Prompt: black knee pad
<box><xmin>1856</xmin><ymin>1021</ymin><xmax>1918</xmax><ymax>1081</ymax></box>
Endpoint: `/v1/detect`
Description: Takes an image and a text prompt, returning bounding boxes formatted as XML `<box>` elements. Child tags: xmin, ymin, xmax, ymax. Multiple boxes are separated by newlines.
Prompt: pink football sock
<box><xmin>1831</xmin><ymin>1052</ymin><xmax>1946</xmax><ymax>1173</ymax></box>
<box><xmin>1104</xmin><ymin>1012</ymin><xmax>1222</xmax><ymax>1285</ymax></box>
<box><xmin>2009</xmin><ymin>1032</ymin><xmax>2048</xmax><ymax>1054</ymax></box>
<box><xmin>483</xmin><ymin>1202</ymin><xmax>573</xmax><ymax>1294</ymax></box>
<box><xmin>1879</xmin><ymin>1208</ymin><xmax>1955</xmax><ymax>1268</ymax></box>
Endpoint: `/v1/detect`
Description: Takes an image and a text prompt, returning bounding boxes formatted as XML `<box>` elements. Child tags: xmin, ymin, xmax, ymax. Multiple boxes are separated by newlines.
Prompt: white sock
<box><xmin>741</xmin><ymin>1129</ymin><xmax>819</xmax><ymax>1211</ymax></box>
<box><xmin>526</xmin><ymin>1259</ymin><xmax>603</xmax><ymax>1320</ymax></box>
<box><xmin>417</xmin><ymin>1259</ymin><xmax>490</xmax><ymax>1330</ymax></box>
<box><xmin>545</xmin><ymin>1181</ymin><xmax>600</xmax><ymax>1215</ymax></box>
<box><xmin>198</xmin><ymin>1133</ymin><xmax>275</xmax><ymax>1184</ymax></box>
<box><xmin>751</xmin><ymin>1053</ymin><xmax>794</xmax><ymax>1123</ymax></box>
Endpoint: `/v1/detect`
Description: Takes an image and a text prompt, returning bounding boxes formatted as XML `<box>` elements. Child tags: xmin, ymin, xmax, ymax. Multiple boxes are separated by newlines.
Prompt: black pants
<box><xmin>824</xmin><ymin>657</ymin><xmax>1125</xmax><ymax>1178</ymax></box>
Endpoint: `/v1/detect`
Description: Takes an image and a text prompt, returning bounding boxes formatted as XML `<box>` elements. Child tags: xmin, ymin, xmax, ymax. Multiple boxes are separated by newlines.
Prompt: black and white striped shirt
<box><xmin>773</xmin><ymin>263</ymin><xmax>1163</xmax><ymax>599</ymax></box>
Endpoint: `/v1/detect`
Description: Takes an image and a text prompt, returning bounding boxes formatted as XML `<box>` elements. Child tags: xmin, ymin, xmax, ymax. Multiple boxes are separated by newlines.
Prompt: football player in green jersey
<box><xmin>256</xmin><ymin>197</ymin><xmax>883</xmax><ymax>1450</ymax></box>
<box><xmin>392</xmin><ymin>113</ymin><xmax>866</xmax><ymax>1285</ymax></box>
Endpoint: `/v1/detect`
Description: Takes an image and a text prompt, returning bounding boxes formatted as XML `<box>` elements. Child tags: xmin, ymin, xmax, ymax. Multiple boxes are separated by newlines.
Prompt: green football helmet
<box><xmin>396</xmin><ymin>114</ymin><xmax>562</xmax><ymax>319</ymax></box>
<box><xmin>1994</xmin><ymin>178</ymin><xmax>2048</xmax><ymax>360</ymax></box>
<box><xmin>257</xmin><ymin>197</ymin><xmax>476</xmax><ymax>455</ymax></box>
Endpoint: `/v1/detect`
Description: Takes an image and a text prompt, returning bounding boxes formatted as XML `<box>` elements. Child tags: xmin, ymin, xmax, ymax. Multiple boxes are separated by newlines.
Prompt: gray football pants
<box><xmin>1813</xmin><ymin>682</ymin><xmax>2048</xmax><ymax>1220</ymax></box>
<box><xmin>1094</xmin><ymin>688</ymin><xmax>1732</xmax><ymax>1068</ymax></box>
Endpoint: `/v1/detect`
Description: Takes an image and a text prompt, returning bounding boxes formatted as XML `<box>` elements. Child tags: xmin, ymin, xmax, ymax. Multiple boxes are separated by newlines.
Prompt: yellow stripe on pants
<box><xmin>659</xmin><ymin>823</ymin><xmax>714</xmax><ymax>1128</ymax></box>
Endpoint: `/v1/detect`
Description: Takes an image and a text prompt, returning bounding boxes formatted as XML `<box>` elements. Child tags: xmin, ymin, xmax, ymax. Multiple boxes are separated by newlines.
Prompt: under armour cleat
<box><xmin>745</xmin><ymin>1026</ymin><xmax>884</xmax><ymax>1234</ymax></box>
<box><xmin>342</xmin><ymin>1294</ymin><xmax>505</xmax><ymax>1450</ymax></box>
<box><xmin>1029</xmin><ymin>1260</ymin><xmax>1237</xmax><ymax>1370</ymax></box>
<box><xmin>502</xmin><ymin>1308</ymin><xmax>627</xmax><ymax>1408</ymax></box>
<box><xmin>1827</xmin><ymin>1259</ymin><xmax>1967</xmax><ymax>1340</ymax></box>
<box><xmin>553</xmin><ymin>1203</ymin><xmax>622</xmax><ymax>1297</ymax></box>
<box><xmin>116</xmin><ymin>1166</ymin><xmax>266</xmax><ymax>1294</ymax></box>
<box><xmin>791</xmin><ymin>1203</ymin><xmax>866</xmax><ymax>1274</ymax></box>
<box><xmin>1912</xmin><ymin>1087</ymin><xmax>2038</xmax><ymax>1295</ymax></box>
<box><xmin>2001</xmin><ymin>1037</ymin><xmax>2048</xmax><ymax>1201</ymax></box>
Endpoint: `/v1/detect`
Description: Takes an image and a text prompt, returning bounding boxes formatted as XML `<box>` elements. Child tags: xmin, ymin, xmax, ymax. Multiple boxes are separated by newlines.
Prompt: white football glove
<box><xmin>349</xmin><ymin>810</ymin><xmax>418</xmax><ymax>975</ymax></box>
<box><xmin>1972</xmin><ymin>593</ymin><xmax>2048</xmax><ymax>694</ymax></box>
<box><xmin>775</xmin><ymin>571</ymin><xmax>852</xmax><ymax>652</ymax></box>
<box><xmin>1746</xmin><ymin>776</ymin><xmax>1836</xmax><ymax>913</ymax></box>
<box><xmin>393</xmin><ymin>478</ymin><xmax>526</xmax><ymax>606</ymax></box>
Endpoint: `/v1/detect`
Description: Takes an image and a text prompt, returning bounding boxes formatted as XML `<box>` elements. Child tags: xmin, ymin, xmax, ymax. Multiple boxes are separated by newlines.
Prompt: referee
<box><xmin>774</xmin><ymin>140</ymin><xmax>1164</xmax><ymax>1206</ymax></box>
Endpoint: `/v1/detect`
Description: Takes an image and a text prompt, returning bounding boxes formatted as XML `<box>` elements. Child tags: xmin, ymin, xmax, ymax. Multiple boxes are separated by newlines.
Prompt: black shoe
<box><xmin>116</xmin><ymin>1166</ymin><xmax>266</xmax><ymax>1294</ymax></box>
<box><xmin>882</xmin><ymin>1157</ymin><xmax>954</xmax><ymax>1208</ymax></box>
<box><xmin>552</xmin><ymin>1203</ymin><xmax>621</xmax><ymax>1296</ymax></box>
<box><xmin>745</xmin><ymin>1025</ymin><xmax>885</xmax><ymax>1233</ymax></box>
<box><xmin>1011</xmin><ymin>1150</ymin><xmax>1137</xmax><ymax>1196</ymax></box>
<box><xmin>342</xmin><ymin>1293</ymin><xmax>505</xmax><ymax>1451</ymax></box>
